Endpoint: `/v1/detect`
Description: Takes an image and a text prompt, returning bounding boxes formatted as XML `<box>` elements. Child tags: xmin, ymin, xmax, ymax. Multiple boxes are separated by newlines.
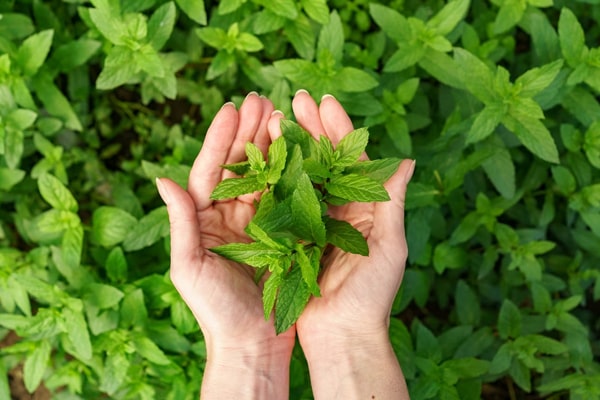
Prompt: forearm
<box><xmin>302</xmin><ymin>330</ymin><xmax>409</xmax><ymax>400</ymax></box>
<box><xmin>200</xmin><ymin>339</ymin><xmax>293</xmax><ymax>399</ymax></box>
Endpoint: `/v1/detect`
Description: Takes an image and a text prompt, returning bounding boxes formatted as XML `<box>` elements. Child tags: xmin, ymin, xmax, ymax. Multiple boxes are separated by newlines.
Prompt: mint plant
<box><xmin>210</xmin><ymin>120</ymin><xmax>400</xmax><ymax>333</ymax></box>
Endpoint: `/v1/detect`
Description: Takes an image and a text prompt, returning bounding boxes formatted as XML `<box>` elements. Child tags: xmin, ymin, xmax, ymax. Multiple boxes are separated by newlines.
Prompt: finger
<box><xmin>238</xmin><ymin>96</ymin><xmax>274</xmax><ymax>204</ymax></box>
<box><xmin>253</xmin><ymin>96</ymin><xmax>275</xmax><ymax>155</ymax></box>
<box><xmin>188</xmin><ymin>103</ymin><xmax>239</xmax><ymax>210</ymax></box>
<box><xmin>292</xmin><ymin>89</ymin><xmax>325</xmax><ymax>140</ymax></box>
<box><xmin>267</xmin><ymin>110</ymin><xmax>285</xmax><ymax>140</ymax></box>
<box><xmin>318</xmin><ymin>94</ymin><xmax>354</xmax><ymax>146</ymax></box>
<box><xmin>371</xmin><ymin>159</ymin><xmax>415</xmax><ymax>256</ymax></box>
<box><xmin>224</xmin><ymin>92</ymin><xmax>264</xmax><ymax>167</ymax></box>
<box><xmin>156</xmin><ymin>178</ymin><xmax>204</xmax><ymax>286</ymax></box>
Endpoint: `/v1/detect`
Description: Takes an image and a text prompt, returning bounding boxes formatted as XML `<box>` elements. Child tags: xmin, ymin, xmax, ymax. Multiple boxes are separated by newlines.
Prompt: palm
<box><xmin>162</xmin><ymin>94</ymin><xmax>295</xmax><ymax>348</ymax></box>
<box><xmin>269</xmin><ymin>92</ymin><xmax>411</xmax><ymax>341</ymax></box>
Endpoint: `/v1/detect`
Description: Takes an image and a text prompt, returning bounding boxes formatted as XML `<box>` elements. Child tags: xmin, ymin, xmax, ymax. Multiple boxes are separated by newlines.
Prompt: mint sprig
<box><xmin>210</xmin><ymin>121</ymin><xmax>400</xmax><ymax>334</ymax></box>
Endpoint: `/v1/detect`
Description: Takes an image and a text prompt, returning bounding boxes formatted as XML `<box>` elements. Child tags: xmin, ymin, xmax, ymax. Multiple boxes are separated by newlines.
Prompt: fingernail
<box><xmin>295</xmin><ymin>89</ymin><xmax>309</xmax><ymax>96</ymax></box>
<box><xmin>156</xmin><ymin>177</ymin><xmax>171</xmax><ymax>205</ymax></box>
<box><xmin>271</xmin><ymin>110</ymin><xmax>284</xmax><ymax>117</ymax></box>
<box><xmin>245</xmin><ymin>91</ymin><xmax>259</xmax><ymax>99</ymax></box>
<box><xmin>321</xmin><ymin>94</ymin><xmax>336</xmax><ymax>101</ymax></box>
<box><xmin>221</xmin><ymin>101</ymin><xmax>235</xmax><ymax>110</ymax></box>
<box><xmin>405</xmin><ymin>160</ymin><xmax>416</xmax><ymax>182</ymax></box>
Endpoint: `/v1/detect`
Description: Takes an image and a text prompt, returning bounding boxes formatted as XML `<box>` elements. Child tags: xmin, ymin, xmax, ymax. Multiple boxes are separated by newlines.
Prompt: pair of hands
<box><xmin>156</xmin><ymin>90</ymin><xmax>414</xmax><ymax>399</ymax></box>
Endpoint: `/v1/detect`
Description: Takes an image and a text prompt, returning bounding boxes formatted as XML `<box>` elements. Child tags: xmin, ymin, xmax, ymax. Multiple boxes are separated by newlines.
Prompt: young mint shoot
<box><xmin>209</xmin><ymin>121</ymin><xmax>401</xmax><ymax>334</ymax></box>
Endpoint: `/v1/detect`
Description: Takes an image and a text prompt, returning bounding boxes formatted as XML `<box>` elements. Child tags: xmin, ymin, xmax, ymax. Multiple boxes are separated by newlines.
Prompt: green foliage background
<box><xmin>0</xmin><ymin>0</ymin><xmax>599</xmax><ymax>398</ymax></box>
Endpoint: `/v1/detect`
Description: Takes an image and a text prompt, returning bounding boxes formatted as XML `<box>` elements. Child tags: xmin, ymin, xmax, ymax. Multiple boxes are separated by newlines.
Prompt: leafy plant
<box><xmin>210</xmin><ymin>121</ymin><xmax>399</xmax><ymax>333</ymax></box>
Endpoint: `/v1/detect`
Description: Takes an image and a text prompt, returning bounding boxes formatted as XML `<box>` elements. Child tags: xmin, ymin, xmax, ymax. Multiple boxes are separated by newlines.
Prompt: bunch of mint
<box><xmin>210</xmin><ymin>120</ymin><xmax>400</xmax><ymax>334</ymax></box>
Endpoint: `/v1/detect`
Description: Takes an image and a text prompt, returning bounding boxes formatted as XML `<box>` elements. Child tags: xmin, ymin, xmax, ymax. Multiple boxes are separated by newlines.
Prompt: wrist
<box><xmin>201</xmin><ymin>334</ymin><xmax>295</xmax><ymax>399</ymax></box>
<box><xmin>300</xmin><ymin>328</ymin><xmax>408</xmax><ymax>400</ymax></box>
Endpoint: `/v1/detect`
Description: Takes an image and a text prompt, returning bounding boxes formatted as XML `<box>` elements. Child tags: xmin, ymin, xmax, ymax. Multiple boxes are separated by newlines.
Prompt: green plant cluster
<box><xmin>0</xmin><ymin>0</ymin><xmax>599</xmax><ymax>399</ymax></box>
<box><xmin>210</xmin><ymin>121</ymin><xmax>400</xmax><ymax>334</ymax></box>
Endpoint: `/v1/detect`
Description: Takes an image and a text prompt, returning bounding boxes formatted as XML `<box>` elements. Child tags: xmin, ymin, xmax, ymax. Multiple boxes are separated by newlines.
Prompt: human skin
<box><xmin>157</xmin><ymin>90</ymin><xmax>413</xmax><ymax>399</ymax></box>
<box><xmin>268</xmin><ymin>90</ymin><xmax>413</xmax><ymax>400</ymax></box>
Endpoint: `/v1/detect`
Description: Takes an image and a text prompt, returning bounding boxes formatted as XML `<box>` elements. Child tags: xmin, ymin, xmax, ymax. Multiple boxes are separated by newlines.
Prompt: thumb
<box><xmin>371</xmin><ymin>159</ymin><xmax>415</xmax><ymax>251</ymax></box>
<box><xmin>156</xmin><ymin>178</ymin><xmax>204</xmax><ymax>278</ymax></box>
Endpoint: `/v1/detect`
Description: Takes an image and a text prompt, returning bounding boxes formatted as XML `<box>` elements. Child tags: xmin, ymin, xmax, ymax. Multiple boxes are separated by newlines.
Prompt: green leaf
<box><xmin>148</xmin><ymin>2</ymin><xmax>176</xmax><ymax>50</ymax></box>
<box><xmin>267</xmin><ymin>136</ymin><xmax>287</xmax><ymax>184</ymax></box>
<box><xmin>467</xmin><ymin>105</ymin><xmax>504</xmax><ymax>143</ymax></box>
<box><xmin>493</xmin><ymin>0</ymin><xmax>526</xmax><ymax>34</ymax></box>
<box><xmin>506</xmin><ymin>115</ymin><xmax>559</xmax><ymax>163</ymax></box>
<box><xmin>218</xmin><ymin>0</ymin><xmax>245</xmax><ymax>14</ymax></box>
<box><xmin>291</xmin><ymin>173</ymin><xmax>326</xmax><ymax>246</ymax></box>
<box><xmin>0</xmin><ymin>168</ymin><xmax>25</xmax><ymax>190</ymax></box>
<box><xmin>318</xmin><ymin>11</ymin><xmax>344</xmax><ymax>63</ymax></box>
<box><xmin>236</xmin><ymin>33</ymin><xmax>263</xmax><ymax>52</ymax></box>
<box><xmin>122</xmin><ymin>206</ymin><xmax>169</xmax><ymax>251</ymax></box>
<box><xmin>96</xmin><ymin>46</ymin><xmax>138</xmax><ymax>90</ymax></box>
<box><xmin>246</xmin><ymin>142</ymin><xmax>266</xmax><ymax>171</ymax></box>
<box><xmin>558</xmin><ymin>7</ymin><xmax>587</xmax><ymax>66</ymax></box>
<box><xmin>92</xmin><ymin>206</ymin><xmax>138</xmax><ymax>248</ymax></box>
<box><xmin>17</xmin><ymin>30</ymin><xmax>54</xmax><ymax>76</ymax></box>
<box><xmin>38</xmin><ymin>173</ymin><xmax>78</xmax><ymax>212</ymax></box>
<box><xmin>263</xmin><ymin>271</ymin><xmax>283</xmax><ymax>320</ymax></box>
<box><xmin>455</xmin><ymin>280</ymin><xmax>481</xmax><ymax>326</ymax></box>
<box><xmin>481</xmin><ymin>137</ymin><xmax>516</xmax><ymax>199</ymax></box>
<box><xmin>23</xmin><ymin>339</ymin><xmax>51</xmax><ymax>393</ymax></box>
<box><xmin>210</xmin><ymin>175</ymin><xmax>266</xmax><ymax>200</ymax></box>
<box><xmin>85</xmin><ymin>283</ymin><xmax>125</xmax><ymax>309</ymax></box>
<box><xmin>258</xmin><ymin>0</ymin><xmax>298</xmax><ymax>19</ymax></box>
<box><xmin>454</xmin><ymin>48</ymin><xmax>496</xmax><ymax>103</ymax></box>
<box><xmin>326</xmin><ymin>174</ymin><xmax>390</xmax><ymax>202</ymax></box>
<box><xmin>516</xmin><ymin>60</ymin><xmax>564</xmax><ymax>98</ymax></box>
<box><xmin>175</xmin><ymin>0</ymin><xmax>207</xmax><ymax>24</ymax></box>
<box><xmin>284</xmin><ymin>13</ymin><xmax>315</xmax><ymax>60</ymax></box>
<box><xmin>196</xmin><ymin>27</ymin><xmax>227</xmax><ymax>49</ymax></box>
<box><xmin>337</xmin><ymin>67</ymin><xmax>379</xmax><ymax>92</ymax></box>
<box><xmin>370</xmin><ymin>4</ymin><xmax>411</xmax><ymax>42</ymax></box>
<box><xmin>106</xmin><ymin>247</ymin><xmax>128</xmax><ymax>283</ymax></box>
<box><xmin>88</xmin><ymin>3</ymin><xmax>127</xmax><ymax>45</ymax></box>
<box><xmin>295</xmin><ymin>245</ymin><xmax>320</xmax><ymax>296</ymax></box>
<box><xmin>245</xmin><ymin>221</ymin><xmax>290</xmax><ymax>252</ymax></box>
<box><xmin>584</xmin><ymin>121</ymin><xmax>600</xmax><ymax>169</ymax></box>
<box><xmin>0</xmin><ymin>356</ymin><xmax>9</xmax><ymax>400</ymax></box>
<box><xmin>346</xmin><ymin>159</ymin><xmax>400</xmax><ymax>184</ymax></box>
<box><xmin>301</xmin><ymin>0</ymin><xmax>329</xmax><ymax>24</ymax></box>
<box><xmin>63</xmin><ymin>301</ymin><xmax>93</xmax><ymax>360</ymax></box>
<box><xmin>324</xmin><ymin>217</ymin><xmax>368</xmax><ymax>256</ymax></box>
<box><xmin>498</xmin><ymin>299</ymin><xmax>522</xmax><ymax>339</ymax></box>
<box><xmin>334</xmin><ymin>127</ymin><xmax>369</xmax><ymax>167</ymax></box>
<box><xmin>132</xmin><ymin>336</ymin><xmax>171</xmax><ymax>365</ymax></box>
<box><xmin>0</xmin><ymin>13</ymin><xmax>35</xmax><ymax>40</ymax></box>
<box><xmin>221</xmin><ymin>161</ymin><xmax>251</xmax><ymax>176</ymax></box>
<box><xmin>49</xmin><ymin>39</ymin><xmax>102</xmax><ymax>72</ymax></box>
<box><xmin>210</xmin><ymin>242</ymin><xmax>284</xmax><ymax>268</ymax></box>
<box><xmin>275</xmin><ymin>265</ymin><xmax>311</xmax><ymax>334</ymax></box>
<box><xmin>384</xmin><ymin>42</ymin><xmax>426</xmax><ymax>73</ymax></box>
<box><xmin>427</xmin><ymin>0</ymin><xmax>470</xmax><ymax>36</ymax></box>
<box><xmin>31</xmin><ymin>77</ymin><xmax>83</xmax><ymax>131</ymax></box>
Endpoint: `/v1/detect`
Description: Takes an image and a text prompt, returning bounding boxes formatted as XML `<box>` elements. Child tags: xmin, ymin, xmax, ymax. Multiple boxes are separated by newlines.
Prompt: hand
<box><xmin>157</xmin><ymin>93</ymin><xmax>295</xmax><ymax>399</ymax></box>
<box><xmin>268</xmin><ymin>90</ymin><xmax>414</xmax><ymax>399</ymax></box>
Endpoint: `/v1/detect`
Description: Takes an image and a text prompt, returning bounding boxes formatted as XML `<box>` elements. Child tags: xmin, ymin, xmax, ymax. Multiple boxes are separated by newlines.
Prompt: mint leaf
<box><xmin>245</xmin><ymin>221</ymin><xmax>291</xmax><ymax>253</ymax></box>
<box><xmin>295</xmin><ymin>244</ymin><xmax>321</xmax><ymax>296</ymax></box>
<box><xmin>325</xmin><ymin>217</ymin><xmax>369</xmax><ymax>256</ymax></box>
<box><xmin>210</xmin><ymin>242</ymin><xmax>284</xmax><ymax>268</ymax></box>
<box><xmin>221</xmin><ymin>161</ymin><xmax>250</xmax><ymax>175</ymax></box>
<box><xmin>38</xmin><ymin>173</ymin><xmax>78</xmax><ymax>212</ymax></box>
<box><xmin>344</xmin><ymin>158</ymin><xmax>401</xmax><ymax>184</ymax></box>
<box><xmin>210</xmin><ymin>176</ymin><xmax>266</xmax><ymax>200</ymax></box>
<box><xmin>246</xmin><ymin>142</ymin><xmax>266</xmax><ymax>171</ymax></box>
<box><xmin>263</xmin><ymin>271</ymin><xmax>283</xmax><ymax>320</ymax></box>
<box><xmin>333</xmin><ymin>127</ymin><xmax>369</xmax><ymax>167</ymax></box>
<box><xmin>275</xmin><ymin>145</ymin><xmax>304</xmax><ymax>200</ymax></box>
<box><xmin>280</xmin><ymin>120</ymin><xmax>317</xmax><ymax>158</ymax></box>
<box><xmin>252</xmin><ymin>191</ymin><xmax>293</xmax><ymax>233</ymax></box>
<box><xmin>275</xmin><ymin>265</ymin><xmax>311</xmax><ymax>334</ymax></box>
<box><xmin>267</xmin><ymin>136</ymin><xmax>287</xmax><ymax>184</ymax></box>
<box><xmin>291</xmin><ymin>173</ymin><xmax>326</xmax><ymax>246</ymax></box>
<box><xmin>326</xmin><ymin>174</ymin><xmax>390</xmax><ymax>202</ymax></box>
